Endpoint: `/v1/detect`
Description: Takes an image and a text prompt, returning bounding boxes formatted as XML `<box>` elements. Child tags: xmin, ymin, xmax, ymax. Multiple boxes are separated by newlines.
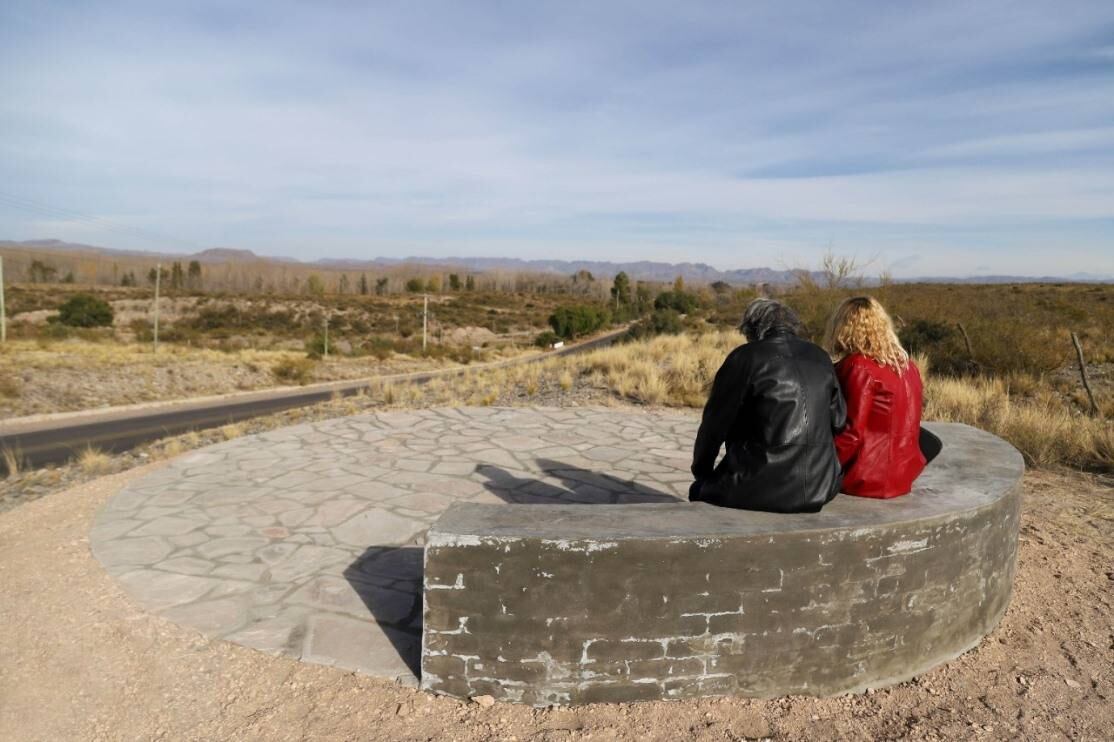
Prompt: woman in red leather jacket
<box><xmin>826</xmin><ymin>296</ymin><xmax>926</xmax><ymax>498</ymax></box>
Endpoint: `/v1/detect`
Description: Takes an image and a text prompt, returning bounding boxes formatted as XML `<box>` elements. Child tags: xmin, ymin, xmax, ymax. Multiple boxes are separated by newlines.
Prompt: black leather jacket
<box><xmin>691</xmin><ymin>328</ymin><xmax>847</xmax><ymax>513</ymax></box>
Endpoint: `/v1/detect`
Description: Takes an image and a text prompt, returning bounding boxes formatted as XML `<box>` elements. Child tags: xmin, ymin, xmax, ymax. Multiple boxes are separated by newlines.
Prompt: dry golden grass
<box><xmin>219</xmin><ymin>423</ymin><xmax>245</xmax><ymax>441</ymax></box>
<box><xmin>575</xmin><ymin>330</ymin><xmax>739</xmax><ymax>406</ymax></box>
<box><xmin>2</xmin><ymin>446</ymin><xmax>23</xmax><ymax>478</ymax></box>
<box><xmin>156</xmin><ymin>430</ymin><xmax>201</xmax><ymax>460</ymax></box>
<box><xmin>924</xmin><ymin>375</ymin><xmax>1112</xmax><ymax>471</ymax></box>
<box><xmin>76</xmin><ymin>447</ymin><xmax>113</xmax><ymax>476</ymax></box>
<box><xmin>576</xmin><ymin>331</ymin><xmax>1111</xmax><ymax>473</ymax></box>
<box><xmin>159</xmin><ymin>438</ymin><xmax>184</xmax><ymax>459</ymax></box>
<box><xmin>0</xmin><ymin>338</ymin><xmax>294</xmax><ymax>371</ymax></box>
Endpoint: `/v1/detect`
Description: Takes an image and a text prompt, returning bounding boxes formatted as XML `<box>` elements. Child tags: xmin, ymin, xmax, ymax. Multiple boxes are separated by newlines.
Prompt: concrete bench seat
<box><xmin>421</xmin><ymin>422</ymin><xmax>1024</xmax><ymax>705</ymax></box>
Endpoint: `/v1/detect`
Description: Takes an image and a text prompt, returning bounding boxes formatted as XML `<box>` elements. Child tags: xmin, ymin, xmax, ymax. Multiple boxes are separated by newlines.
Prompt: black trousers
<box><xmin>690</xmin><ymin>427</ymin><xmax>943</xmax><ymax>503</ymax></box>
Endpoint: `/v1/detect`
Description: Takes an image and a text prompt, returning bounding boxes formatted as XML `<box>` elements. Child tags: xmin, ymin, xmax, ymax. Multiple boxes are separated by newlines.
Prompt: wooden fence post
<box><xmin>1070</xmin><ymin>332</ymin><xmax>1101</xmax><ymax>418</ymax></box>
<box><xmin>153</xmin><ymin>263</ymin><xmax>161</xmax><ymax>353</ymax></box>
<box><xmin>0</xmin><ymin>255</ymin><xmax>6</xmax><ymax>345</ymax></box>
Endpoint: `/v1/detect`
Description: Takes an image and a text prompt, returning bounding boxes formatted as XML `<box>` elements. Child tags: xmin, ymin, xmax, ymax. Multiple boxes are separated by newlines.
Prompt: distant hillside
<box><xmin>348</xmin><ymin>256</ymin><xmax>804</xmax><ymax>285</ymax></box>
<box><xmin>2</xmin><ymin>239</ymin><xmax>800</xmax><ymax>285</ymax></box>
<box><xmin>2</xmin><ymin>239</ymin><xmax>1110</xmax><ymax>285</ymax></box>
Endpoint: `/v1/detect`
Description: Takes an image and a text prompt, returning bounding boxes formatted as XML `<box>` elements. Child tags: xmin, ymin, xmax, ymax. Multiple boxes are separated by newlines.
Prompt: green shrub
<box><xmin>305</xmin><ymin>332</ymin><xmax>327</xmax><ymax>359</ymax></box>
<box><xmin>534</xmin><ymin>330</ymin><xmax>560</xmax><ymax>347</ymax></box>
<box><xmin>548</xmin><ymin>305</ymin><xmax>610</xmax><ymax>339</ymax></box>
<box><xmin>653</xmin><ymin>290</ymin><xmax>699</xmax><ymax>314</ymax></box>
<box><xmin>625</xmin><ymin>309</ymin><xmax>684</xmax><ymax>341</ymax></box>
<box><xmin>365</xmin><ymin>336</ymin><xmax>395</xmax><ymax>360</ymax></box>
<box><xmin>51</xmin><ymin>294</ymin><xmax>113</xmax><ymax>327</ymax></box>
<box><xmin>900</xmin><ymin>320</ymin><xmax>971</xmax><ymax>375</ymax></box>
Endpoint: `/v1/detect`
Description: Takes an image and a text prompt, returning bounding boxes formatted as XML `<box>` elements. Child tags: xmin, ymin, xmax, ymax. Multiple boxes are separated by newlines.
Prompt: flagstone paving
<box><xmin>91</xmin><ymin>407</ymin><xmax>696</xmax><ymax>685</ymax></box>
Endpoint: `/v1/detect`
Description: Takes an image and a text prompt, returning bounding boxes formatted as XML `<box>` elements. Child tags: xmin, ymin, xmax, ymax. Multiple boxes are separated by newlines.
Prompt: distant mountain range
<box><xmin>4</xmin><ymin>239</ymin><xmax>1112</xmax><ymax>285</ymax></box>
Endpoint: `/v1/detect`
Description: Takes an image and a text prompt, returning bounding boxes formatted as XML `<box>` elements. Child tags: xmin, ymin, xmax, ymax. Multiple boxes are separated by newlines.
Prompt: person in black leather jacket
<box><xmin>689</xmin><ymin>299</ymin><xmax>847</xmax><ymax>513</ymax></box>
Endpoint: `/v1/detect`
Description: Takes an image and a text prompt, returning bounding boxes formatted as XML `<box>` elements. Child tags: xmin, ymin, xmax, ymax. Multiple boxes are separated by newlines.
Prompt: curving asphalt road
<box><xmin>0</xmin><ymin>327</ymin><xmax>628</xmax><ymax>472</ymax></box>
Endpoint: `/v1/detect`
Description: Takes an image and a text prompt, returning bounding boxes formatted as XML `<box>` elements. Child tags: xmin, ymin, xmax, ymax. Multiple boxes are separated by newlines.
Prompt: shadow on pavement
<box><xmin>342</xmin><ymin>546</ymin><xmax>424</xmax><ymax>679</ymax></box>
<box><xmin>341</xmin><ymin>458</ymin><xmax>681</xmax><ymax>679</ymax></box>
<box><xmin>477</xmin><ymin>458</ymin><xmax>678</xmax><ymax>504</ymax></box>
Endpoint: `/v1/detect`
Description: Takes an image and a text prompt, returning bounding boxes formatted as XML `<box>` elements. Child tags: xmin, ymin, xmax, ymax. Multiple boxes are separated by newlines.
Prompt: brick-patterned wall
<box><xmin>422</xmin><ymin>485</ymin><xmax>1021</xmax><ymax>705</ymax></box>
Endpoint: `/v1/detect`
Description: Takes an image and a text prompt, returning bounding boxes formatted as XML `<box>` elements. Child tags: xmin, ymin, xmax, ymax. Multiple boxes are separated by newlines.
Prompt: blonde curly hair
<box><xmin>825</xmin><ymin>296</ymin><xmax>909</xmax><ymax>371</ymax></box>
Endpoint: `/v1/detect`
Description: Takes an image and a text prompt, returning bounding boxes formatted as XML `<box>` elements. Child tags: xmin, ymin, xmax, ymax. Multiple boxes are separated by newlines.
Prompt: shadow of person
<box><xmin>341</xmin><ymin>546</ymin><xmax>424</xmax><ymax>680</ymax></box>
<box><xmin>342</xmin><ymin>458</ymin><xmax>680</xmax><ymax>680</ymax></box>
<box><xmin>475</xmin><ymin>459</ymin><xmax>678</xmax><ymax>504</ymax></box>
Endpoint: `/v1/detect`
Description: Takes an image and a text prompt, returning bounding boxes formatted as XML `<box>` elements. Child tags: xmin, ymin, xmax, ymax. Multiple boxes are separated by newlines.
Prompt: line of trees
<box><xmin>1</xmin><ymin>246</ymin><xmax>712</xmax><ymax>304</ymax></box>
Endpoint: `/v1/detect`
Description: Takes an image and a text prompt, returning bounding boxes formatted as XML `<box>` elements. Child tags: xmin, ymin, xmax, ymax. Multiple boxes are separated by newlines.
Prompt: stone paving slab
<box><xmin>91</xmin><ymin>407</ymin><xmax>692</xmax><ymax>685</ymax></box>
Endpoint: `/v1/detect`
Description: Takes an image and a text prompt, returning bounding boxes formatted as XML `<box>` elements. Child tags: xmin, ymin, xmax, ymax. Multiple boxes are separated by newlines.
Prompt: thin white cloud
<box><xmin>1</xmin><ymin>0</ymin><xmax>1113</xmax><ymax>276</ymax></box>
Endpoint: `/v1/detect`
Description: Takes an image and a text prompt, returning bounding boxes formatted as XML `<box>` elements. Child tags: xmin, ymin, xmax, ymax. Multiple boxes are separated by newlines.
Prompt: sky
<box><xmin>2</xmin><ymin>1</ymin><xmax>1113</xmax><ymax>278</ymax></box>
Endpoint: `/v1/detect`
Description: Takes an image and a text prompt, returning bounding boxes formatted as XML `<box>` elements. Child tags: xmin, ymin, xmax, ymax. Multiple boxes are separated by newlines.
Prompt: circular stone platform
<box><xmin>91</xmin><ymin>407</ymin><xmax>692</xmax><ymax>685</ymax></box>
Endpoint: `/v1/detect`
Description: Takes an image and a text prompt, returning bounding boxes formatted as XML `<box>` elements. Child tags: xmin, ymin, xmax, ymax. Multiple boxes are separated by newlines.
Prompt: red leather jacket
<box><xmin>834</xmin><ymin>353</ymin><xmax>925</xmax><ymax>498</ymax></box>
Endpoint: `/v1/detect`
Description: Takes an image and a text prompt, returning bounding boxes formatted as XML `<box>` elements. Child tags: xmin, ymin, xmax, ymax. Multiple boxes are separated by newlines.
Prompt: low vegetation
<box><xmin>270</xmin><ymin>357</ymin><xmax>317</xmax><ymax>385</ymax></box>
<box><xmin>371</xmin><ymin>325</ymin><xmax>1111</xmax><ymax>473</ymax></box>
<box><xmin>52</xmin><ymin>293</ymin><xmax>114</xmax><ymax>328</ymax></box>
<box><xmin>1</xmin><ymin>245</ymin><xmax>1109</xmax><ymax>477</ymax></box>
<box><xmin>76</xmin><ymin>447</ymin><xmax>113</xmax><ymax>476</ymax></box>
<box><xmin>547</xmin><ymin>305</ymin><xmax>611</xmax><ymax>340</ymax></box>
<box><xmin>921</xmin><ymin>361</ymin><xmax>1112</xmax><ymax>471</ymax></box>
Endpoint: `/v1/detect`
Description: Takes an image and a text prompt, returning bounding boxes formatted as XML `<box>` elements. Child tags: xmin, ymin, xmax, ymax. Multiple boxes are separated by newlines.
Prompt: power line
<box><xmin>0</xmin><ymin>190</ymin><xmax>200</xmax><ymax>252</ymax></box>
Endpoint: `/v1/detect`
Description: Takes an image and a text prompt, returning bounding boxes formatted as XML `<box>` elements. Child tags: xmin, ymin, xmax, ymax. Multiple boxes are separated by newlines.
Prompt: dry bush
<box><xmin>159</xmin><ymin>438</ymin><xmax>184</xmax><ymax>459</ymax></box>
<box><xmin>77</xmin><ymin>446</ymin><xmax>113</xmax><ymax>476</ymax></box>
<box><xmin>271</xmin><ymin>356</ymin><xmax>316</xmax><ymax>385</ymax></box>
<box><xmin>219</xmin><ymin>423</ymin><xmax>245</xmax><ymax>440</ymax></box>
<box><xmin>0</xmin><ymin>371</ymin><xmax>21</xmax><ymax>399</ymax></box>
<box><xmin>156</xmin><ymin>430</ymin><xmax>200</xmax><ymax>460</ymax></box>
<box><xmin>558</xmin><ymin>370</ymin><xmax>574</xmax><ymax>391</ymax></box>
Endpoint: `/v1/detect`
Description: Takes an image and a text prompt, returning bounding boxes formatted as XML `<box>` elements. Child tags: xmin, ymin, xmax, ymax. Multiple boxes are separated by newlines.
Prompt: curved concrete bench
<box><xmin>421</xmin><ymin>422</ymin><xmax>1023</xmax><ymax>705</ymax></box>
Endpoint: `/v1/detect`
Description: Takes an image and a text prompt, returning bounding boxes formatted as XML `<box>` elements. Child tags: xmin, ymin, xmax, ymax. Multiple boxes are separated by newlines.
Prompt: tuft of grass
<box><xmin>558</xmin><ymin>370</ymin><xmax>574</xmax><ymax>391</ymax></box>
<box><xmin>160</xmin><ymin>439</ymin><xmax>183</xmax><ymax>459</ymax></box>
<box><xmin>380</xmin><ymin>381</ymin><xmax>397</xmax><ymax>405</ymax></box>
<box><xmin>219</xmin><ymin>423</ymin><xmax>246</xmax><ymax>440</ymax></box>
<box><xmin>2</xmin><ymin>446</ymin><xmax>23</xmax><ymax>478</ymax></box>
<box><xmin>77</xmin><ymin>446</ymin><xmax>113</xmax><ymax>476</ymax></box>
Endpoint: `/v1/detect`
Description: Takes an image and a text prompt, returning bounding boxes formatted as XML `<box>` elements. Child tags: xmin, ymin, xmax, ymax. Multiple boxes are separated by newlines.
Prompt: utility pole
<box><xmin>422</xmin><ymin>294</ymin><xmax>428</xmax><ymax>353</ymax></box>
<box><xmin>153</xmin><ymin>262</ymin><xmax>161</xmax><ymax>353</ymax></box>
<box><xmin>0</xmin><ymin>255</ymin><xmax>6</xmax><ymax>345</ymax></box>
<box><xmin>323</xmin><ymin>315</ymin><xmax>329</xmax><ymax>359</ymax></box>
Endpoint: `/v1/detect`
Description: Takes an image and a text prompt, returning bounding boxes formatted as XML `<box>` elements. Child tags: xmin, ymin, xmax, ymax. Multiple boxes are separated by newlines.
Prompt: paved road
<box><xmin>0</xmin><ymin>327</ymin><xmax>627</xmax><ymax>472</ymax></box>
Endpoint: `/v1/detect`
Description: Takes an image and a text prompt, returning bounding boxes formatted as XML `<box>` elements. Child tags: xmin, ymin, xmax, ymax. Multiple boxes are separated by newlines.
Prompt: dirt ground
<box><xmin>0</xmin><ymin>466</ymin><xmax>1110</xmax><ymax>742</ymax></box>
